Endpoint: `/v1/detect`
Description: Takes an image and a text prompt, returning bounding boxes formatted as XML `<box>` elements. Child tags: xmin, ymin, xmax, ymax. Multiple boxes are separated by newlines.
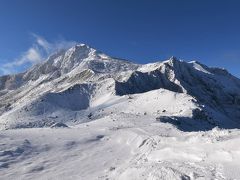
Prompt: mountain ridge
<box><xmin>0</xmin><ymin>43</ymin><xmax>240</xmax><ymax>130</ymax></box>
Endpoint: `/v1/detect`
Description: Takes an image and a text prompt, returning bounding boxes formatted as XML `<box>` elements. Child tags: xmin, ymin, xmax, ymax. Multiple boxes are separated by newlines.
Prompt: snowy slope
<box><xmin>0</xmin><ymin>44</ymin><xmax>240</xmax><ymax>179</ymax></box>
<box><xmin>1</xmin><ymin>110</ymin><xmax>240</xmax><ymax>179</ymax></box>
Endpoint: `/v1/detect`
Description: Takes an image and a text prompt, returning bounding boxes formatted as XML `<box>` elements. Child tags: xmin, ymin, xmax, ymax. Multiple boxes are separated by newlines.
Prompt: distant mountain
<box><xmin>0</xmin><ymin>44</ymin><xmax>240</xmax><ymax>130</ymax></box>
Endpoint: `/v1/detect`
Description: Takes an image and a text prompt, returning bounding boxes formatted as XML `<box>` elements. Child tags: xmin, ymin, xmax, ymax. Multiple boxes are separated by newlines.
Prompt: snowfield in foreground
<box><xmin>1</xmin><ymin>118</ymin><xmax>240</xmax><ymax>180</ymax></box>
<box><xmin>1</xmin><ymin>44</ymin><xmax>240</xmax><ymax>179</ymax></box>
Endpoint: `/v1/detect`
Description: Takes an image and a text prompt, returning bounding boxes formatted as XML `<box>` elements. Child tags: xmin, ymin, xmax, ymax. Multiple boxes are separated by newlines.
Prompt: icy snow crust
<box><xmin>0</xmin><ymin>45</ymin><xmax>240</xmax><ymax>179</ymax></box>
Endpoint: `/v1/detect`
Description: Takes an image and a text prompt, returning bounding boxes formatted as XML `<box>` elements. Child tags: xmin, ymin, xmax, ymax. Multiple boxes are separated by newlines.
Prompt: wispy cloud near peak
<box><xmin>0</xmin><ymin>34</ymin><xmax>76</xmax><ymax>75</ymax></box>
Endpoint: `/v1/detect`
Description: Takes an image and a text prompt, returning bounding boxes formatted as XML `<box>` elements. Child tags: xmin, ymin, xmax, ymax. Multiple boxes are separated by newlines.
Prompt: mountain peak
<box><xmin>70</xmin><ymin>43</ymin><xmax>92</xmax><ymax>52</ymax></box>
<box><xmin>167</xmin><ymin>56</ymin><xmax>180</xmax><ymax>66</ymax></box>
<box><xmin>169</xmin><ymin>56</ymin><xmax>178</xmax><ymax>61</ymax></box>
<box><xmin>1</xmin><ymin>44</ymin><xmax>240</xmax><ymax>133</ymax></box>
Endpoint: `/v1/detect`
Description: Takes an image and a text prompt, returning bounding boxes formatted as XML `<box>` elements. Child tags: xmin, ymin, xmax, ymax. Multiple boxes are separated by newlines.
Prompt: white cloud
<box><xmin>4</xmin><ymin>48</ymin><xmax>42</xmax><ymax>68</ymax></box>
<box><xmin>32</xmin><ymin>34</ymin><xmax>51</xmax><ymax>52</ymax></box>
<box><xmin>0</xmin><ymin>67</ymin><xmax>12</xmax><ymax>75</ymax></box>
<box><xmin>31</xmin><ymin>33</ymin><xmax>76</xmax><ymax>54</ymax></box>
<box><xmin>0</xmin><ymin>34</ymin><xmax>76</xmax><ymax>75</ymax></box>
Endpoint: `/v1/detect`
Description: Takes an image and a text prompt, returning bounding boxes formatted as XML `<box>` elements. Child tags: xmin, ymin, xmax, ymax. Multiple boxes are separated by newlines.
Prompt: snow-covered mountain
<box><xmin>0</xmin><ymin>44</ymin><xmax>240</xmax><ymax>130</ymax></box>
<box><xmin>1</xmin><ymin>44</ymin><xmax>240</xmax><ymax>179</ymax></box>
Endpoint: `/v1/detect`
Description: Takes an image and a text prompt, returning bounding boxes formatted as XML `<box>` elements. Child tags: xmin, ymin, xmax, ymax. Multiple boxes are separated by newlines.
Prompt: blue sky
<box><xmin>0</xmin><ymin>0</ymin><xmax>240</xmax><ymax>77</ymax></box>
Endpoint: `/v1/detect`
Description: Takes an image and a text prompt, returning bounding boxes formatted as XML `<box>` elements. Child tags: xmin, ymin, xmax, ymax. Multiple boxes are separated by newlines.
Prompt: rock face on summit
<box><xmin>0</xmin><ymin>44</ymin><xmax>240</xmax><ymax>130</ymax></box>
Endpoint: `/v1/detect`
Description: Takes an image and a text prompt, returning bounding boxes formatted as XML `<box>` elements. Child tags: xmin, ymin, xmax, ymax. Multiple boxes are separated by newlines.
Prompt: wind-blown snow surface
<box><xmin>1</xmin><ymin>113</ymin><xmax>240</xmax><ymax>179</ymax></box>
<box><xmin>1</xmin><ymin>44</ymin><xmax>240</xmax><ymax>179</ymax></box>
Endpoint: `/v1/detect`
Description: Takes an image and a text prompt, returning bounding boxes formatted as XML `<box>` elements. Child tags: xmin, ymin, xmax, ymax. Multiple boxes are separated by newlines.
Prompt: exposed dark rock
<box><xmin>192</xmin><ymin>108</ymin><xmax>209</xmax><ymax>120</ymax></box>
<box><xmin>115</xmin><ymin>70</ymin><xmax>183</xmax><ymax>95</ymax></box>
